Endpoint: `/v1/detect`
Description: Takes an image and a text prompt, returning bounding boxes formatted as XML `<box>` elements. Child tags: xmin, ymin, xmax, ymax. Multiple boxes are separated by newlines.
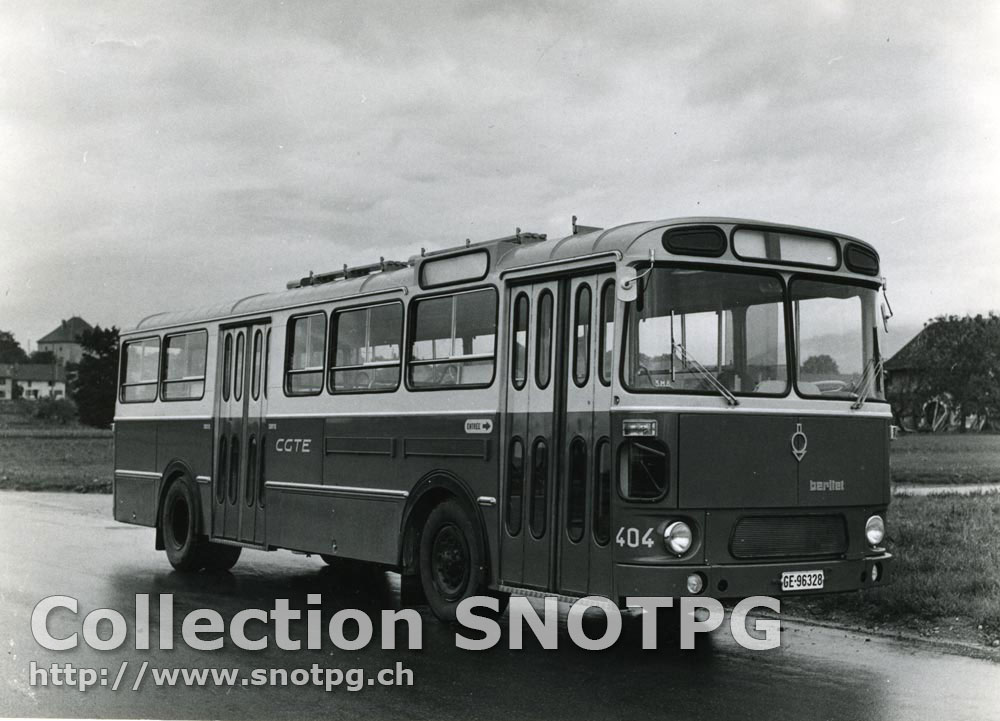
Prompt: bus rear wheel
<box><xmin>419</xmin><ymin>499</ymin><xmax>504</xmax><ymax>621</ymax></box>
<box><xmin>162</xmin><ymin>478</ymin><xmax>240</xmax><ymax>572</ymax></box>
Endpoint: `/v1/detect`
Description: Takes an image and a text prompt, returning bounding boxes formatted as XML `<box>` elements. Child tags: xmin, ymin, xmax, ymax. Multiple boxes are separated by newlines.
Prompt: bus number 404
<box><xmin>616</xmin><ymin>527</ymin><xmax>655</xmax><ymax>549</ymax></box>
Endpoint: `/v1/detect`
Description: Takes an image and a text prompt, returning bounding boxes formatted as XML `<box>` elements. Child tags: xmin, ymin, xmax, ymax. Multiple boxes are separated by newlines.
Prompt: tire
<box><xmin>202</xmin><ymin>543</ymin><xmax>242</xmax><ymax>571</ymax></box>
<box><xmin>418</xmin><ymin>499</ymin><xmax>505</xmax><ymax>622</ymax></box>
<box><xmin>161</xmin><ymin>477</ymin><xmax>240</xmax><ymax>572</ymax></box>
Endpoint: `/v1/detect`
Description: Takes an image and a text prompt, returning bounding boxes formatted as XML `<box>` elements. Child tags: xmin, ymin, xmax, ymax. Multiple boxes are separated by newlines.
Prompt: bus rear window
<box><xmin>409</xmin><ymin>289</ymin><xmax>497</xmax><ymax>388</ymax></box>
<box><xmin>121</xmin><ymin>337</ymin><xmax>160</xmax><ymax>403</ymax></box>
<box><xmin>285</xmin><ymin>313</ymin><xmax>326</xmax><ymax>396</ymax></box>
<box><xmin>161</xmin><ymin>330</ymin><xmax>208</xmax><ymax>401</ymax></box>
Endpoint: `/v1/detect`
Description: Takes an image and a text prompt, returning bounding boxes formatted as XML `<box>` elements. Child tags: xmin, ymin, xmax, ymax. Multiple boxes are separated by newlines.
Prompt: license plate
<box><xmin>781</xmin><ymin>569</ymin><xmax>824</xmax><ymax>592</ymax></box>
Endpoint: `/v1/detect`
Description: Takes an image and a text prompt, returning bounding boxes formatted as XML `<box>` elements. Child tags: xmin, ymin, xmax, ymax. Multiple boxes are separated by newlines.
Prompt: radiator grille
<box><xmin>730</xmin><ymin>515</ymin><xmax>847</xmax><ymax>560</ymax></box>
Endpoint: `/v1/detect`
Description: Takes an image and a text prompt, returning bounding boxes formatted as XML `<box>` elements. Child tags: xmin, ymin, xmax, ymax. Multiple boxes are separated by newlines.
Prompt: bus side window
<box><xmin>598</xmin><ymin>281</ymin><xmax>614</xmax><ymax>387</ymax></box>
<box><xmin>161</xmin><ymin>330</ymin><xmax>208</xmax><ymax>401</ymax></box>
<box><xmin>285</xmin><ymin>312</ymin><xmax>326</xmax><ymax>396</ymax></box>
<box><xmin>120</xmin><ymin>337</ymin><xmax>160</xmax><ymax>403</ymax></box>
<box><xmin>329</xmin><ymin>302</ymin><xmax>403</xmax><ymax>393</ymax></box>
<box><xmin>408</xmin><ymin>288</ymin><xmax>498</xmax><ymax>389</ymax></box>
<box><xmin>511</xmin><ymin>292</ymin><xmax>529</xmax><ymax>390</ymax></box>
<box><xmin>535</xmin><ymin>290</ymin><xmax>553</xmax><ymax>389</ymax></box>
<box><xmin>573</xmin><ymin>284</ymin><xmax>591</xmax><ymax>387</ymax></box>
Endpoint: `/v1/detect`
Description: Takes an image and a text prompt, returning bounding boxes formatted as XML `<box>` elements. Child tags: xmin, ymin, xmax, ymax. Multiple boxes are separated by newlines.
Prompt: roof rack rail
<box><xmin>287</xmin><ymin>257</ymin><xmax>409</xmax><ymax>290</ymax></box>
<box><xmin>416</xmin><ymin>228</ymin><xmax>547</xmax><ymax>259</ymax></box>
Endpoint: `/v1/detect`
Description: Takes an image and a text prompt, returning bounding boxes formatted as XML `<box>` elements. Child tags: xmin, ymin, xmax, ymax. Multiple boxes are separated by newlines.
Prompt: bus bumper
<box><xmin>614</xmin><ymin>552</ymin><xmax>892</xmax><ymax>599</ymax></box>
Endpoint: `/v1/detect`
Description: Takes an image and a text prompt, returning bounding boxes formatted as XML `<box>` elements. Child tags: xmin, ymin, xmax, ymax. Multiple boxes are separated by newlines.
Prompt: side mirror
<box><xmin>617</xmin><ymin>266</ymin><xmax>638</xmax><ymax>303</ymax></box>
<box><xmin>880</xmin><ymin>302</ymin><xmax>891</xmax><ymax>333</ymax></box>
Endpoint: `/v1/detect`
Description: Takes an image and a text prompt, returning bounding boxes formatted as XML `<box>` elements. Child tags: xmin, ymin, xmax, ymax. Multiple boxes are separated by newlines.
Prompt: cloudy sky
<box><xmin>1</xmin><ymin>1</ymin><xmax>997</xmax><ymax>351</ymax></box>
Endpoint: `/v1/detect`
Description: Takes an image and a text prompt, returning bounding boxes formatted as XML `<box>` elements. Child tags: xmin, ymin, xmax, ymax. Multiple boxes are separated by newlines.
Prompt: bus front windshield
<box><xmin>624</xmin><ymin>268</ymin><xmax>788</xmax><ymax>396</ymax></box>
<box><xmin>791</xmin><ymin>278</ymin><xmax>885</xmax><ymax>400</ymax></box>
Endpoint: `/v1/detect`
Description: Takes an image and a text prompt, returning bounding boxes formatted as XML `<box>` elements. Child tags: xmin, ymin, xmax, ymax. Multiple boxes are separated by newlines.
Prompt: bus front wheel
<box><xmin>161</xmin><ymin>478</ymin><xmax>241</xmax><ymax>572</ymax></box>
<box><xmin>419</xmin><ymin>499</ymin><xmax>503</xmax><ymax>621</ymax></box>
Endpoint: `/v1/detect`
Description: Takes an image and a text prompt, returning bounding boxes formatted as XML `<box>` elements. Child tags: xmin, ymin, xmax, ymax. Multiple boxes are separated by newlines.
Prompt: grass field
<box><xmin>0</xmin><ymin>432</ymin><xmax>113</xmax><ymax>492</ymax></box>
<box><xmin>783</xmin><ymin>492</ymin><xmax>1000</xmax><ymax>648</ymax></box>
<box><xmin>891</xmin><ymin>432</ymin><xmax>1000</xmax><ymax>484</ymax></box>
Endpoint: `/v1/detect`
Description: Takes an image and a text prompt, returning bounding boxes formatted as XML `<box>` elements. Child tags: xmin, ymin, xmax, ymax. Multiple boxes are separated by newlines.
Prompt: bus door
<box><xmin>558</xmin><ymin>273</ymin><xmax>614</xmax><ymax>597</ymax></box>
<box><xmin>501</xmin><ymin>280</ymin><xmax>558</xmax><ymax>589</ymax></box>
<box><xmin>501</xmin><ymin>271</ymin><xmax>615</xmax><ymax>596</ymax></box>
<box><xmin>214</xmin><ymin>322</ymin><xmax>269</xmax><ymax>544</ymax></box>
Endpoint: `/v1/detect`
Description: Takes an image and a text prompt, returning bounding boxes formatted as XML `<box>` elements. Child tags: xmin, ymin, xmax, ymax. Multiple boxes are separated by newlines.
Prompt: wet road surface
<box><xmin>1</xmin><ymin>491</ymin><xmax>998</xmax><ymax>720</ymax></box>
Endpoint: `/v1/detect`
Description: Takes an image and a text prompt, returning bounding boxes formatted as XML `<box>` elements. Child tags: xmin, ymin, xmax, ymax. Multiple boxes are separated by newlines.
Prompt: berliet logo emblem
<box><xmin>790</xmin><ymin>423</ymin><xmax>808</xmax><ymax>462</ymax></box>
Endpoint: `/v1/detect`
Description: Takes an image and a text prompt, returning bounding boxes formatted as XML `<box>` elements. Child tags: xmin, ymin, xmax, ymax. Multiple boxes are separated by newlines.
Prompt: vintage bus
<box><xmin>113</xmin><ymin>217</ymin><xmax>892</xmax><ymax>620</ymax></box>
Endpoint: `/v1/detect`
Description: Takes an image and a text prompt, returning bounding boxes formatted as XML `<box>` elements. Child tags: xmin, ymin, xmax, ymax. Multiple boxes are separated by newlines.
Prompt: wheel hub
<box><xmin>431</xmin><ymin>523</ymin><xmax>469</xmax><ymax>600</ymax></box>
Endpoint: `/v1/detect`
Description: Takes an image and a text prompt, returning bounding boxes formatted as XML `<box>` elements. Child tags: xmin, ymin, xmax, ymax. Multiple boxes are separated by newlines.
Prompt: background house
<box><xmin>0</xmin><ymin>363</ymin><xmax>67</xmax><ymax>400</ymax></box>
<box><xmin>37</xmin><ymin>317</ymin><xmax>92</xmax><ymax>365</ymax></box>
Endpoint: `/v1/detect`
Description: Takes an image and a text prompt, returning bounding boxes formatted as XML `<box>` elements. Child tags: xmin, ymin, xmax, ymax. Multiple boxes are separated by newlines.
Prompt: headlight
<box><xmin>663</xmin><ymin>521</ymin><xmax>692</xmax><ymax>555</ymax></box>
<box><xmin>865</xmin><ymin>515</ymin><xmax>885</xmax><ymax>547</ymax></box>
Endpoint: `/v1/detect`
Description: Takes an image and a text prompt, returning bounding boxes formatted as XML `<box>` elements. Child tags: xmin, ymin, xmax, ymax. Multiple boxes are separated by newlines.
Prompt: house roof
<box><xmin>0</xmin><ymin>363</ymin><xmax>67</xmax><ymax>382</ymax></box>
<box><xmin>885</xmin><ymin>325</ymin><xmax>932</xmax><ymax>371</ymax></box>
<box><xmin>38</xmin><ymin>317</ymin><xmax>92</xmax><ymax>344</ymax></box>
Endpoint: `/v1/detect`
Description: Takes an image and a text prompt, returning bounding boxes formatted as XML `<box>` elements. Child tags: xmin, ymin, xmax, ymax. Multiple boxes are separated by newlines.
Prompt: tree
<box><xmin>68</xmin><ymin>326</ymin><xmax>119</xmax><ymax>428</ymax></box>
<box><xmin>802</xmin><ymin>354</ymin><xmax>840</xmax><ymax>375</ymax></box>
<box><xmin>909</xmin><ymin>314</ymin><xmax>1000</xmax><ymax>431</ymax></box>
<box><xmin>28</xmin><ymin>350</ymin><xmax>57</xmax><ymax>364</ymax></box>
<box><xmin>0</xmin><ymin>330</ymin><xmax>28</xmax><ymax>364</ymax></box>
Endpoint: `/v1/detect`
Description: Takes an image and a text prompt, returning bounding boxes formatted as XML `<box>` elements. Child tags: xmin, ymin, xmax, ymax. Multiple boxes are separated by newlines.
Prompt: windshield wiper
<box><xmin>672</xmin><ymin>341</ymin><xmax>739</xmax><ymax>406</ymax></box>
<box><xmin>850</xmin><ymin>356</ymin><xmax>883</xmax><ymax>410</ymax></box>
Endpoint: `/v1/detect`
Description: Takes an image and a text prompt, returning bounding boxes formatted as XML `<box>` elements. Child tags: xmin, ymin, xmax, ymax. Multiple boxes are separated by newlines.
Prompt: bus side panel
<box><xmin>266</xmin><ymin>417</ymin><xmax>325</xmax><ymax>485</ymax></box>
<box><xmin>156</xmin><ymin>419</ymin><xmax>214</xmax><ymax>532</ymax></box>
<box><xmin>323</xmin><ymin>413</ymin><xmax>500</xmax><ymax>566</ymax></box>
<box><xmin>113</xmin><ymin>419</ymin><xmax>158</xmax><ymax>526</ymax></box>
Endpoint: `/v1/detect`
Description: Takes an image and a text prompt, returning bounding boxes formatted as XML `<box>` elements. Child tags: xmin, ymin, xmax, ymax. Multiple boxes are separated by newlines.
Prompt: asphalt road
<box><xmin>2</xmin><ymin>491</ymin><xmax>998</xmax><ymax>721</ymax></box>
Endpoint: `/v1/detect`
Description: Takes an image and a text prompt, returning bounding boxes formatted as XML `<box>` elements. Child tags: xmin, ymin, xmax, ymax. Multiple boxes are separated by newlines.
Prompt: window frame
<box><xmin>566</xmin><ymin>435</ymin><xmax>588</xmax><ymax>544</ymax></box>
<box><xmin>528</xmin><ymin>436</ymin><xmax>549</xmax><ymax>540</ymax></box>
<box><xmin>730</xmin><ymin>224</ymin><xmax>842</xmax><ymax>271</ymax></box>
<box><xmin>418</xmin><ymin>249</ymin><xmax>491</xmax><ymax>290</ymax></box>
<box><xmin>598</xmin><ymin>280</ymin><xmax>615</xmax><ymax>387</ymax></box>
<box><xmin>572</xmin><ymin>283</ymin><xmax>592</xmax><ymax>388</ymax></box>
<box><xmin>788</xmin><ymin>273</ymin><xmax>888</xmax><ymax>403</ymax></box>
<box><xmin>251</xmin><ymin>329</ymin><xmax>263</xmax><ymax>401</ymax></box>
<box><xmin>284</xmin><ymin>311</ymin><xmax>328</xmax><ymax>397</ymax></box>
<box><xmin>405</xmin><ymin>285</ymin><xmax>500</xmax><ymax>392</ymax></box>
<box><xmin>510</xmin><ymin>291</ymin><xmax>530</xmax><ymax>391</ymax></box>
<box><xmin>619</xmin><ymin>262</ymin><xmax>792</xmax><ymax>399</ymax></box>
<box><xmin>617</xmin><ymin>438</ymin><xmax>671</xmax><ymax>503</ymax></box>
<box><xmin>535</xmin><ymin>289</ymin><xmax>554</xmax><ymax>390</ymax></box>
<box><xmin>327</xmin><ymin>300</ymin><xmax>404</xmax><ymax>395</ymax></box>
<box><xmin>505</xmin><ymin>436</ymin><xmax>525</xmax><ymax>537</ymax></box>
<box><xmin>592</xmin><ymin>437</ymin><xmax>612</xmax><ymax>546</ymax></box>
<box><xmin>119</xmin><ymin>335</ymin><xmax>161</xmax><ymax>404</ymax></box>
<box><xmin>233</xmin><ymin>330</ymin><xmax>245</xmax><ymax>402</ymax></box>
<box><xmin>159</xmin><ymin>329</ymin><xmax>208</xmax><ymax>403</ymax></box>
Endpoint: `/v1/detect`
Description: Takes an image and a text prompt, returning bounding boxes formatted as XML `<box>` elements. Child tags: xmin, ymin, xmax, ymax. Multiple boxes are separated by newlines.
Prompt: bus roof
<box><xmin>125</xmin><ymin>216</ymin><xmax>874</xmax><ymax>334</ymax></box>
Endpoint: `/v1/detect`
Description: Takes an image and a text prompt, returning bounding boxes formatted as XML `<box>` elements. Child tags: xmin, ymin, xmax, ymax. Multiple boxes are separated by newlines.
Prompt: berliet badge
<box><xmin>790</xmin><ymin>423</ymin><xmax>808</xmax><ymax>462</ymax></box>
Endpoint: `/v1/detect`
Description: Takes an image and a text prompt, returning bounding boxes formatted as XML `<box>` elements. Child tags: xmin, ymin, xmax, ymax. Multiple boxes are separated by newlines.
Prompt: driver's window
<box><xmin>328</xmin><ymin>302</ymin><xmax>403</xmax><ymax>393</ymax></box>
